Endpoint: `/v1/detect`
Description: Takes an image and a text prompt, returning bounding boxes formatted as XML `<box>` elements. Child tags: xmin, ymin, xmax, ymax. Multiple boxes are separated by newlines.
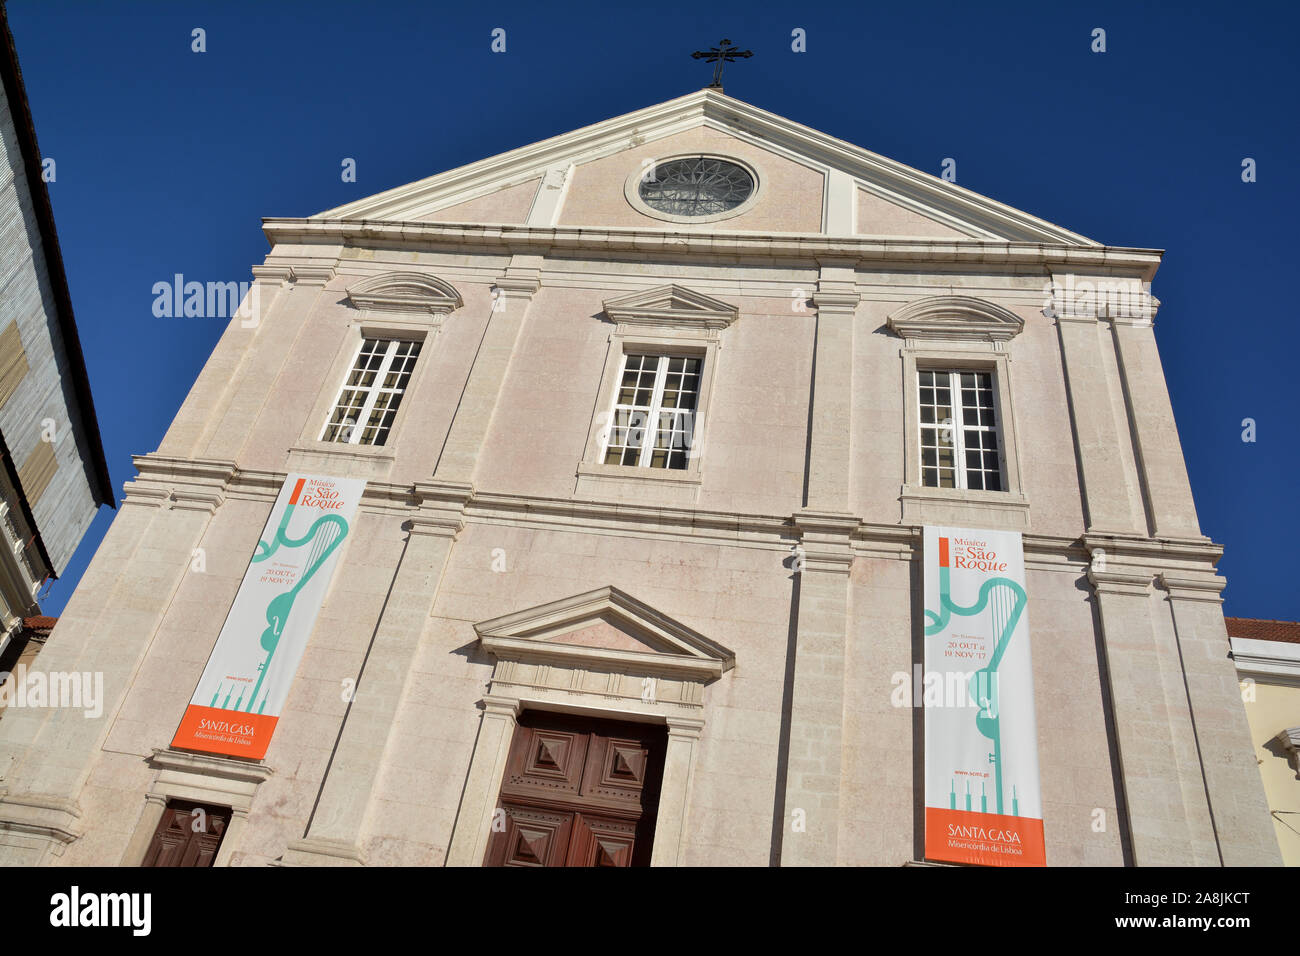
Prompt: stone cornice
<box><xmin>121</xmin><ymin>457</ymin><xmax>1226</xmax><ymax>579</ymax></box>
<box><xmin>792</xmin><ymin>509</ymin><xmax>860</xmax><ymax>537</ymax></box>
<box><xmin>1083</xmin><ymin>532</ymin><xmax>1222</xmax><ymax>567</ymax></box>
<box><xmin>492</xmin><ymin>275</ymin><xmax>541</xmax><ymax>297</ymax></box>
<box><xmin>466</xmin><ymin>489</ymin><xmax>791</xmax><ymax>542</ymax></box>
<box><xmin>1158</xmin><ymin>572</ymin><xmax>1227</xmax><ymax>604</ymax></box>
<box><xmin>407</xmin><ymin>479</ymin><xmax>473</xmax><ymax>539</ymax></box>
<box><xmin>148</xmin><ymin>747</ymin><xmax>274</xmax><ymax>785</ymax></box>
<box><xmin>791</xmin><ymin>510</ymin><xmax>858</xmax><ymax>575</ymax></box>
<box><xmin>0</xmin><ymin>791</ymin><xmax>83</xmax><ymax>845</ymax></box>
<box><xmin>1087</xmin><ymin>568</ymin><xmax>1154</xmax><ymax>595</ymax></box>
<box><xmin>123</xmin><ymin>455</ymin><xmax>238</xmax><ymax>512</ymax></box>
<box><xmin>1080</xmin><ymin>534</ymin><xmax>1227</xmax><ymax>598</ymax></box>
<box><xmin>262</xmin><ymin>219</ymin><xmax>1163</xmax><ymax>277</ymax></box>
<box><xmin>289</xmin><ymin>264</ymin><xmax>337</xmax><ymax>286</ymax></box>
<box><xmin>132</xmin><ymin>455</ymin><xmax>238</xmax><ymax>484</ymax></box>
<box><xmin>1230</xmin><ymin>636</ymin><xmax>1300</xmax><ymax>682</ymax></box>
<box><xmin>810</xmin><ymin>290</ymin><xmax>861</xmax><ymax>315</ymax></box>
<box><xmin>250</xmin><ymin>264</ymin><xmax>294</xmax><ymax>284</ymax></box>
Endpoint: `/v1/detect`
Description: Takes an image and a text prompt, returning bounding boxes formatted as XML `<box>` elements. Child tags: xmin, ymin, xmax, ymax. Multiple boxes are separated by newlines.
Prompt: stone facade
<box><xmin>0</xmin><ymin>89</ymin><xmax>1279</xmax><ymax>866</ymax></box>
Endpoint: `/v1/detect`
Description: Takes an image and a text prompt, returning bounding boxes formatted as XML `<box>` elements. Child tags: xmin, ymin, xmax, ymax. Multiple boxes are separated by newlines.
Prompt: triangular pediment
<box><xmin>311</xmin><ymin>89</ymin><xmax>1098</xmax><ymax>245</ymax></box>
<box><xmin>474</xmin><ymin>585</ymin><xmax>735</xmax><ymax>679</ymax></box>
<box><xmin>603</xmin><ymin>284</ymin><xmax>738</xmax><ymax>330</ymax></box>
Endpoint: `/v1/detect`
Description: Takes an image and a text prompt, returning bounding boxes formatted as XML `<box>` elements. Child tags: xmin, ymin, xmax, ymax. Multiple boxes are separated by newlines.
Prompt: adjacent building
<box><xmin>0</xmin><ymin>7</ymin><xmax>113</xmax><ymax>659</ymax></box>
<box><xmin>0</xmin><ymin>88</ymin><xmax>1280</xmax><ymax>866</ymax></box>
<box><xmin>1229</xmin><ymin>617</ymin><xmax>1300</xmax><ymax>865</ymax></box>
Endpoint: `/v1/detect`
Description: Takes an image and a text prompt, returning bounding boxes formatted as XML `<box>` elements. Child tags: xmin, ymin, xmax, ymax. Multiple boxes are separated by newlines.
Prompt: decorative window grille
<box><xmin>638</xmin><ymin>157</ymin><xmax>754</xmax><ymax>217</ymax></box>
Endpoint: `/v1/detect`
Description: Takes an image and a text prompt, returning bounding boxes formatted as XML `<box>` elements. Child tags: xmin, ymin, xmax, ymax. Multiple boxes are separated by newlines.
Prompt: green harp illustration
<box><xmin>238</xmin><ymin>489</ymin><xmax>350</xmax><ymax>713</ymax></box>
<box><xmin>925</xmin><ymin>543</ymin><xmax>1028</xmax><ymax>816</ymax></box>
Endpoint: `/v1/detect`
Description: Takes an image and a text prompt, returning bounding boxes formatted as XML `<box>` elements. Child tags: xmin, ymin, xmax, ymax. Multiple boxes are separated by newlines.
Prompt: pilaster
<box><xmin>1113</xmin><ymin>318</ymin><xmax>1205</xmax><ymax>540</ymax></box>
<box><xmin>197</xmin><ymin>263</ymin><xmax>337</xmax><ymax>462</ymax></box>
<box><xmin>1053</xmin><ymin>290</ymin><xmax>1145</xmax><ymax>535</ymax></box>
<box><xmin>650</xmin><ymin>716</ymin><xmax>704</xmax><ymax>866</ymax></box>
<box><xmin>804</xmin><ymin>261</ymin><xmax>858</xmax><ymax>511</ymax></box>
<box><xmin>780</xmin><ymin>509</ymin><xmax>855</xmax><ymax>866</ymax></box>
<box><xmin>1159</xmin><ymin>573</ymin><xmax>1283</xmax><ymax>864</ymax></box>
<box><xmin>434</xmin><ymin>255</ymin><xmax>542</xmax><ymax>484</ymax></box>
<box><xmin>1086</xmin><ymin>552</ymin><xmax>1219</xmax><ymax>865</ymax></box>
<box><xmin>444</xmin><ymin>695</ymin><xmax>521</xmax><ymax>866</ymax></box>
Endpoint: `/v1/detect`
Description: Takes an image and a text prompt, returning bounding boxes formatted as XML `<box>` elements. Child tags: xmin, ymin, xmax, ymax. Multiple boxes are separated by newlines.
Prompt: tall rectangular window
<box><xmin>918</xmin><ymin>369</ymin><xmax>1003</xmax><ymax>490</ymax></box>
<box><xmin>320</xmin><ymin>337</ymin><xmax>421</xmax><ymax>446</ymax></box>
<box><xmin>602</xmin><ymin>353</ymin><xmax>701</xmax><ymax>470</ymax></box>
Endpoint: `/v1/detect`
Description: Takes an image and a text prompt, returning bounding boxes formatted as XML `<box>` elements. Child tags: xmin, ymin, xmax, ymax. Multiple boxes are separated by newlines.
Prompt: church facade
<box><xmin>0</xmin><ymin>90</ymin><xmax>1280</xmax><ymax>866</ymax></box>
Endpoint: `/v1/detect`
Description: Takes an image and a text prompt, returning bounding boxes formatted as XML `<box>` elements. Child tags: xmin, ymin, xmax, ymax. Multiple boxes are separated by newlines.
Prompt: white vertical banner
<box><xmin>923</xmin><ymin>526</ymin><xmax>1045</xmax><ymax>866</ymax></box>
<box><xmin>172</xmin><ymin>474</ymin><xmax>365</xmax><ymax>759</ymax></box>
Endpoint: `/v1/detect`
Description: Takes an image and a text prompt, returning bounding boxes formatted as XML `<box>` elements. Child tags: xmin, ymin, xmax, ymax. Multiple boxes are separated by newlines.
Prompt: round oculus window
<box><xmin>638</xmin><ymin>157</ymin><xmax>755</xmax><ymax>217</ymax></box>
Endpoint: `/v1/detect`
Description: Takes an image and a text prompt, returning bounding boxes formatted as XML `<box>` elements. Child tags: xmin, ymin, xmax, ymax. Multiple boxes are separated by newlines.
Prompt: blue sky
<box><xmin>9</xmin><ymin>1</ymin><xmax>1297</xmax><ymax>619</ymax></box>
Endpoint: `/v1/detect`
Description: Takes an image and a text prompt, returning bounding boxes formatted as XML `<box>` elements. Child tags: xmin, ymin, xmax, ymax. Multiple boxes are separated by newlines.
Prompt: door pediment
<box><xmin>474</xmin><ymin>585</ymin><xmax>734</xmax><ymax>681</ymax></box>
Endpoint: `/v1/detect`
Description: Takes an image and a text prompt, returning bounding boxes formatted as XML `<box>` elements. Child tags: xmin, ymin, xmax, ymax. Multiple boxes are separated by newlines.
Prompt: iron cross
<box><xmin>691</xmin><ymin>39</ymin><xmax>753</xmax><ymax>91</ymax></box>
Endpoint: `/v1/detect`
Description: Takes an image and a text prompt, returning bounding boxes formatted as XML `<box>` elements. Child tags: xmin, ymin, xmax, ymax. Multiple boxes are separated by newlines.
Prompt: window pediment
<box><xmin>602</xmin><ymin>284</ymin><xmax>738</xmax><ymax>332</ymax></box>
<box><xmin>345</xmin><ymin>271</ymin><xmax>463</xmax><ymax>315</ymax></box>
<box><xmin>887</xmin><ymin>295</ymin><xmax>1024</xmax><ymax>344</ymax></box>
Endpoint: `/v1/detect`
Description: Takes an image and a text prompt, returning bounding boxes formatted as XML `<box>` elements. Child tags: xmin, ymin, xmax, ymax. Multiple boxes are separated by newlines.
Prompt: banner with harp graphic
<box><xmin>171</xmin><ymin>474</ymin><xmax>365</xmax><ymax>760</ymax></box>
<box><xmin>923</xmin><ymin>526</ymin><xmax>1045</xmax><ymax>866</ymax></box>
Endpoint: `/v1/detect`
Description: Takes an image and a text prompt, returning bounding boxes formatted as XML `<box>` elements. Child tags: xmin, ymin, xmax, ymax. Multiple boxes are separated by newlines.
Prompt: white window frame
<box><xmin>319</xmin><ymin>336</ymin><xmax>422</xmax><ymax>447</ymax></box>
<box><xmin>577</xmin><ymin>332</ymin><xmax>718</xmax><ymax>498</ymax></box>
<box><xmin>898</xmin><ymin>347</ymin><xmax>1028</xmax><ymax>529</ymax></box>
<box><xmin>917</xmin><ymin>368</ymin><xmax>1005</xmax><ymax>491</ymax></box>
<box><xmin>599</xmin><ymin>351</ymin><xmax>703</xmax><ymax>471</ymax></box>
<box><xmin>888</xmin><ymin>293</ymin><xmax>1029</xmax><ymax>528</ymax></box>
<box><xmin>576</xmin><ymin>285</ymin><xmax>737</xmax><ymax>503</ymax></box>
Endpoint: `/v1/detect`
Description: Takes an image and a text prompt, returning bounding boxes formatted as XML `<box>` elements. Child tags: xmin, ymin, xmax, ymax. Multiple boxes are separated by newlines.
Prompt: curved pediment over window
<box><xmin>886</xmin><ymin>294</ymin><xmax>1025</xmax><ymax>344</ymax></box>
<box><xmin>345</xmin><ymin>271</ymin><xmax>463</xmax><ymax>315</ymax></box>
<box><xmin>602</xmin><ymin>284</ymin><xmax>739</xmax><ymax>332</ymax></box>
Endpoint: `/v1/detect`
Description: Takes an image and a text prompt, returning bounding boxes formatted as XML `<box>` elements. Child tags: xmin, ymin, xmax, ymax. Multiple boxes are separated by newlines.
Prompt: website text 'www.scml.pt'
<box><xmin>1114</xmin><ymin>916</ymin><xmax>1250</xmax><ymax>930</ymax></box>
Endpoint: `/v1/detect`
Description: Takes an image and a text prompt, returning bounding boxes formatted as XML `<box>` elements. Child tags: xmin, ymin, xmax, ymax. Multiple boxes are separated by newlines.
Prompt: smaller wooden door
<box><xmin>141</xmin><ymin>799</ymin><xmax>231</xmax><ymax>867</ymax></box>
<box><xmin>485</xmin><ymin>711</ymin><xmax>667</xmax><ymax>867</ymax></box>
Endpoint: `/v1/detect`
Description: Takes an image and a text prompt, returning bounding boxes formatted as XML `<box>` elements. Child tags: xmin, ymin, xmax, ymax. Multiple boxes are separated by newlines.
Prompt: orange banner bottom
<box><xmin>925</xmin><ymin>807</ymin><xmax>1046</xmax><ymax>867</ymax></box>
<box><xmin>171</xmin><ymin>705</ymin><xmax>278</xmax><ymax>760</ymax></box>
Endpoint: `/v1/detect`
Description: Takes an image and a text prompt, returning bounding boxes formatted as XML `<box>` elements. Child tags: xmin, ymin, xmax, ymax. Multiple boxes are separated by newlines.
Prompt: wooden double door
<box><xmin>141</xmin><ymin>799</ymin><xmax>231</xmax><ymax>867</ymax></box>
<box><xmin>485</xmin><ymin>711</ymin><xmax>667</xmax><ymax>867</ymax></box>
